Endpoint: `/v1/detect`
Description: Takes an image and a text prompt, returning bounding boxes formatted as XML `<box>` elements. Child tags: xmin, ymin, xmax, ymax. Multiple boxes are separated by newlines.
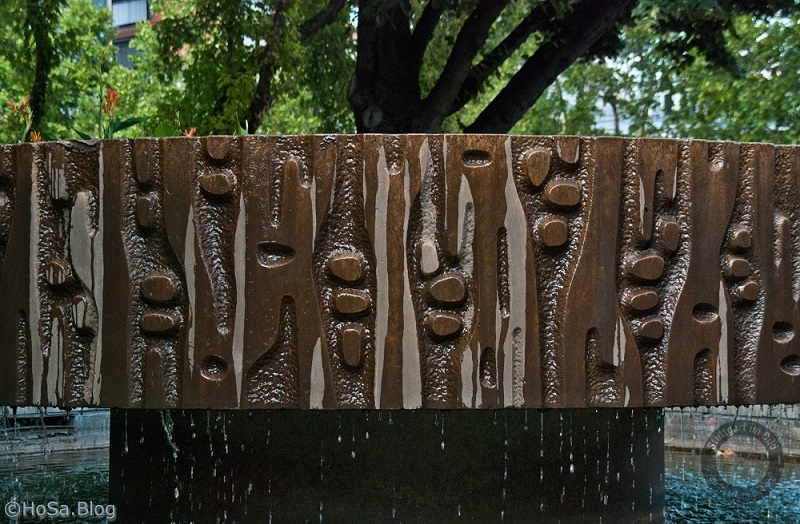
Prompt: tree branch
<box><xmin>410</xmin><ymin>1</ymin><xmax>444</xmax><ymax>67</ymax></box>
<box><xmin>415</xmin><ymin>0</ymin><xmax>510</xmax><ymax>131</ymax></box>
<box><xmin>466</xmin><ymin>0</ymin><xmax>636</xmax><ymax>134</ymax></box>
<box><xmin>449</xmin><ymin>2</ymin><xmax>556</xmax><ymax>115</ymax></box>
<box><xmin>247</xmin><ymin>61</ymin><xmax>273</xmax><ymax>132</ymax></box>
<box><xmin>299</xmin><ymin>0</ymin><xmax>348</xmax><ymax>40</ymax></box>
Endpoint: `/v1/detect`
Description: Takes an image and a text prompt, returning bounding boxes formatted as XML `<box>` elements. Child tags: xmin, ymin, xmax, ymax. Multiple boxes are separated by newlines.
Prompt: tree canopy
<box><xmin>1</xmin><ymin>0</ymin><xmax>799</xmax><ymax>142</ymax></box>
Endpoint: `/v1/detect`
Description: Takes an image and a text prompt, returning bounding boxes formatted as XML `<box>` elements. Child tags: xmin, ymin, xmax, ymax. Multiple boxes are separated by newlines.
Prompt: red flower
<box><xmin>101</xmin><ymin>88</ymin><xmax>121</xmax><ymax>117</ymax></box>
<box><xmin>29</xmin><ymin>130</ymin><xmax>42</xmax><ymax>143</ymax></box>
<box><xmin>183</xmin><ymin>127</ymin><xmax>196</xmax><ymax>137</ymax></box>
<box><xmin>8</xmin><ymin>95</ymin><xmax>31</xmax><ymax>120</ymax></box>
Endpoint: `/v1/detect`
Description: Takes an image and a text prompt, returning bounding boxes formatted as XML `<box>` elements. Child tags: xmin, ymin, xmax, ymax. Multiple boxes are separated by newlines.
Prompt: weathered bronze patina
<box><xmin>1</xmin><ymin>135</ymin><xmax>798</xmax><ymax>408</ymax></box>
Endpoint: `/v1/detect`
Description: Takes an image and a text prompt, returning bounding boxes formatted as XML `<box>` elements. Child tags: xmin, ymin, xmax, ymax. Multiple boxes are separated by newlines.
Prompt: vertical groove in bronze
<box><xmin>617</xmin><ymin>139</ymin><xmax>679</xmax><ymax>406</ymax></box>
<box><xmin>244</xmin><ymin>296</ymin><xmax>300</xmax><ymax>406</ymax></box>
<box><xmin>724</xmin><ymin>143</ymin><xmax>765</xmax><ymax>403</ymax></box>
<box><xmin>0</xmin><ymin>143</ymin><xmax>26</xmax><ymax>403</ymax></box>
<box><xmin>98</xmin><ymin>140</ymin><xmax>130</xmax><ymax>407</ymax></box>
<box><xmin>312</xmin><ymin>135</ymin><xmax>377</xmax><ymax>408</ymax></box>
<box><xmin>665</xmin><ymin>141</ymin><xmax>738</xmax><ymax>405</ymax></box>
<box><xmin>756</xmin><ymin>146</ymin><xmax>800</xmax><ymax>403</ymax></box>
<box><xmin>185</xmin><ymin>137</ymin><xmax>241</xmax><ymax>407</ymax></box>
<box><xmin>109</xmin><ymin>139</ymin><xmax>188</xmax><ymax>408</ymax></box>
<box><xmin>0</xmin><ymin>145</ymin><xmax>14</xmax><ymax>275</ymax></box>
<box><xmin>406</xmin><ymin>137</ymin><xmax>477</xmax><ymax>408</ymax></box>
<box><xmin>241</xmin><ymin>135</ymin><xmax>317</xmax><ymax>408</ymax></box>
<box><xmin>371</xmin><ymin>135</ymin><xmax>408</xmax><ymax>408</ymax></box>
<box><xmin>17</xmin><ymin>142</ymin><xmax>103</xmax><ymax>406</ymax></box>
<box><xmin>13</xmin><ymin>311</ymin><xmax>32</xmax><ymax>404</ymax></box>
<box><xmin>512</xmin><ymin>136</ymin><xmax>591</xmax><ymax>407</ymax></box>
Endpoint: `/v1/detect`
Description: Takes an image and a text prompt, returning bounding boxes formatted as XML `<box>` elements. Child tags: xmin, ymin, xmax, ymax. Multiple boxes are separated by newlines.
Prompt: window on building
<box><xmin>115</xmin><ymin>39</ymin><xmax>137</xmax><ymax>68</ymax></box>
<box><xmin>112</xmin><ymin>0</ymin><xmax>148</xmax><ymax>27</ymax></box>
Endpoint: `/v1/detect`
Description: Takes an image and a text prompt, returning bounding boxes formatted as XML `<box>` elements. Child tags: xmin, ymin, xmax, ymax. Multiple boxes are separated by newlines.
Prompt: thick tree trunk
<box><xmin>26</xmin><ymin>0</ymin><xmax>63</xmax><ymax>133</ymax></box>
<box><xmin>246</xmin><ymin>60</ymin><xmax>273</xmax><ymax>133</ymax></box>
<box><xmin>351</xmin><ymin>0</ymin><xmax>635</xmax><ymax>134</ymax></box>
<box><xmin>348</xmin><ymin>1</ymin><xmax>421</xmax><ymax>133</ymax></box>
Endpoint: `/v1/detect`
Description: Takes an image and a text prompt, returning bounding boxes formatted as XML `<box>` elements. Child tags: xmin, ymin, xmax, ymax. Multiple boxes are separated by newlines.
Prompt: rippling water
<box><xmin>0</xmin><ymin>448</ymin><xmax>109</xmax><ymax>523</ymax></box>
<box><xmin>1</xmin><ymin>439</ymin><xmax>799</xmax><ymax>522</ymax></box>
<box><xmin>665</xmin><ymin>449</ymin><xmax>800</xmax><ymax>523</ymax></box>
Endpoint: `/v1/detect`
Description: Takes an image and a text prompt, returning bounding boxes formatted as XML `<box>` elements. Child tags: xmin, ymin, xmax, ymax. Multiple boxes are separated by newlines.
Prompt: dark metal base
<box><xmin>109</xmin><ymin>408</ymin><xmax>664</xmax><ymax>523</ymax></box>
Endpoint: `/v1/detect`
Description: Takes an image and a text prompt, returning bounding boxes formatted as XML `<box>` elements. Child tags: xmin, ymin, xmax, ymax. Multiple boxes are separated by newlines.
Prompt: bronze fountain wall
<box><xmin>1</xmin><ymin>135</ymin><xmax>799</xmax><ymax>410</ymax></box>
<box><xmin>3</xmin><ymin>135</ymin><xmax>799</xmax><ymax>522</ymax></box>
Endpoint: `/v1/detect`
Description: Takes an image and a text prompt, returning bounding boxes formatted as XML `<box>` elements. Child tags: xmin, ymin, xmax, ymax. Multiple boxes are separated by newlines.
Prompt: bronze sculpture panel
<box><xmin>0</xmin><ymin>135</ymin><xmax>798</xmax><ymax>408</ymax></box>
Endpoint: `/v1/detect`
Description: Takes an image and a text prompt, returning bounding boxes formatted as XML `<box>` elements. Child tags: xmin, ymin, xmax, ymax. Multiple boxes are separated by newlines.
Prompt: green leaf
<box><xmin>73</xmin><ymin>128</ymin><xmax>93</xmax><ymax>140</ymax></box>
<box><xmin>154</xmin><ymin>121</ymin><xmax>178</xmax><ymax>137</ymax></box>
<box><xmin>235</xmin><ymin>113</ymin><xmax>248</xmax><ymax>135</ymax></box>
<box><xmin>108</xmin><ymin>116</ymin><xmax>149</xmax><ymax>137</ymax></box>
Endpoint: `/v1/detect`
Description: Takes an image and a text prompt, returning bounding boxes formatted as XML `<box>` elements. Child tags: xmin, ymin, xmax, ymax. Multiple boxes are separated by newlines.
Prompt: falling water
<box><xmin>222</xmin><ymin>411</ymin><xmax>229</xmax><ymax>455</ymax></box>
<box><xmin>392</xmin><ymin>484</ymin><xmax>397</xmax><ymax>520</ymax></box>
<box><xmin>350</xmin><ymin>420</ymin><xmax>356</xmax><ymax>458</ymax></box>
<box><xmin>206</xmin><ymin>410</ymin><xmax>213</xmax><ymax>456</ymax></box>
<box><xmin>440</xmin><ymin>412</ymin><xmax>446</xmax><ymax>450</ymax></box>
<box><xmin>539</xmin><ymin>411</ymin><xmax>545</xmax><ymax>458</ymax></box>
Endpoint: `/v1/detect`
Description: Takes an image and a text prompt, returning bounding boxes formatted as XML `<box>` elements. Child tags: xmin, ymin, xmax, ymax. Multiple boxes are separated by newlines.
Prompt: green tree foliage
<box><xmin>511</xmin><ymin>8</ymin><xmax>800</xmax><ymax>143</ymax></box>
<box><xmin>2</xmin><ymin>0</ymin><xmax>799</xmax><ymax>142</ymax></box>
<box><xmin>0</xmin><ymin>0</ymin><xmax>120</xmax><ymax>142</ymax></box>
<box><xmin>660</xmin><ymin>14</ymin><xmax>800</xmax><ymax>142</ymax></box>
<box><xmin>348</xmin><ymin>0</ymin><xmax>797</xmax><ymax>133</ymax></box>
<box><xmin>126</xmin><ymin>0</ymin><xmax>356</xmax><ymax>135</ymax></box>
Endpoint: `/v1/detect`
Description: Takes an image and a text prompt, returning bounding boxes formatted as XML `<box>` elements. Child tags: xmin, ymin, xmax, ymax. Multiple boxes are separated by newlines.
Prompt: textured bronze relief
<box><xmin>0</xmin><ymin>135</ymin><xmax>798</xmax><ymax>408</ymax></box>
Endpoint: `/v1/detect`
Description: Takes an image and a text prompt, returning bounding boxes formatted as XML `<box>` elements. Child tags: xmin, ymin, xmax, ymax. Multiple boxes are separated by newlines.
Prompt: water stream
<box><xmin>1</xmin><ymin>406</ymin><xmax>799</xmax><ymax>522</ymax></box>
